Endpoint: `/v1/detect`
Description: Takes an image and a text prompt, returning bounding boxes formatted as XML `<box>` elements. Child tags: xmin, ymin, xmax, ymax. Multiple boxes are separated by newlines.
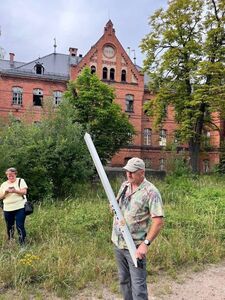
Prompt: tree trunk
<box><xmin>189</xmin><ymin>139</ymin><xmax>200</xmax><ymax>173</ymax></box>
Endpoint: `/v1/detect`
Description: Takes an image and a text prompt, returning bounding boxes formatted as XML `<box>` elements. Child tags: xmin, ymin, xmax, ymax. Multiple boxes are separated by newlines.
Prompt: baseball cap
<box><xmin>123</xmin><ymin>157</ymin><xmax>145</xmax><ymax>172</ymax></box>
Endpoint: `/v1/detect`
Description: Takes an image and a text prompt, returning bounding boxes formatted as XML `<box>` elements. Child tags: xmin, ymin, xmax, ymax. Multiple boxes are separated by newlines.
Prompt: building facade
<box><xmin>0</xmin><ymin>21</ymin><xmax>222</xmax><ymax>172</ymax></box>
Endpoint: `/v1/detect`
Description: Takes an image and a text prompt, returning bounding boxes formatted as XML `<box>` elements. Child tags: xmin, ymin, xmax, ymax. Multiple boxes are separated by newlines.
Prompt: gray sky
<box><xmin>0</xmin><ymin>0</ymin><xmax>167</xmax><ymax>66</ymax></box>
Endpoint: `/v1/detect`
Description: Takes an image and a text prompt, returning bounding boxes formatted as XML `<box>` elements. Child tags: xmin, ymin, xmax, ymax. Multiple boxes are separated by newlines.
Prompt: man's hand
<box><xmin>135</xmin><ymin>243</ymin><xmax>148</xmax><ymax>259</ymax></box>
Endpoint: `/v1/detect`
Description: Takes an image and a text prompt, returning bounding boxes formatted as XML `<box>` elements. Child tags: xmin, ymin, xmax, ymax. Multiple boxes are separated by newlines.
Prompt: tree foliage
<box><xmin>0</xmin><ymin>103</ymin><xmax>92</xmax><ymax>201</ymax></box>
<box><xmin>64</xmin><ymin>67</ymin><xmax>135</xmax><ymax>163</ymax></box>
<box><xmin>141</xmin><ymin>0</ymin><xmax>225</xmax><ymax>172</ymax></box>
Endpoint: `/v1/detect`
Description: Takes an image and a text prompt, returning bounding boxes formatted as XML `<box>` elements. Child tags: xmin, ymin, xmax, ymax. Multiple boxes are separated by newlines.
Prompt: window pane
<box><xmin>143</xmin><ymin>128</ymin><xmax>152</xmax><ymax>145</ymax></box>
<box><xmin>12</xmin><ymin>87</ymin><xmax>23</xmax><ymax>105</ymax></box>
<box><xmin>159</xmin><ymin>129</ymin><xmax>167</xmax><ymax>146</ymax></box>
<box><xmin>53</xmin><ymin>91</ymin><xmax>62</xmax><ymax>106</ymax></box>
<box><xmin>125</xmin><ymin>94</ymin><xmax>134</xmax><ymax>112</ymax></box>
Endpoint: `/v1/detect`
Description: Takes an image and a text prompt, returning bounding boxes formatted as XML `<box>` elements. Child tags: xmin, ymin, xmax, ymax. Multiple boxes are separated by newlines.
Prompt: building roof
<box><xmin>0</xmin><ymin>52</ymin><xmax>82</xmax><ymax>81</ymax></box>
<box><xmin>0</xmin><ymin>59</ymin><xmax>25</xmax><ymax>70</ymax></box>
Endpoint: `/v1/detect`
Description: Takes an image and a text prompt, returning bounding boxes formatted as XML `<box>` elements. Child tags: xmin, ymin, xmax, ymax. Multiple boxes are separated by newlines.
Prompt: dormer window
<box><xmin>35</xmin><ymin>63</ymin><xmax>44</xmax><ymax>75</ymax></box>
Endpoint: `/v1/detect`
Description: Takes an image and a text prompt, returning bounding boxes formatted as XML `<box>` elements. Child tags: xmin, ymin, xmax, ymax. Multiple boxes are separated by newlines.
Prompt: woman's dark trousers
<box><xmin>4</xmin><ymin>208</ymin><xmax>26</xmax><ymax>245</ymax></box>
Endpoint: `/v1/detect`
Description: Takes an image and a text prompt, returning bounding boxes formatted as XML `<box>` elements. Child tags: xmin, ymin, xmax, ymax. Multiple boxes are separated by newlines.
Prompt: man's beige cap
<box><xmin>123</xmin><ymin>157</ymin><xmax>145</xmax><ymax>172</ymax></box>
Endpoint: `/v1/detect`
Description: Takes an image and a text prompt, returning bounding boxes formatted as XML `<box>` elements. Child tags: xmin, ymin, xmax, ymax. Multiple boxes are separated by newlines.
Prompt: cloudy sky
<box><xmin>0</xmin><ymin>0</ymin><xmax>167</xmax><ymax>66</ymax></box>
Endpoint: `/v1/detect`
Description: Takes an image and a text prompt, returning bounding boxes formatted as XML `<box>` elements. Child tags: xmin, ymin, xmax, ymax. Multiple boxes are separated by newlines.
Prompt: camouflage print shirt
<box><xmin>111</xmin><ymin>178</ymin><xmax>164</xmax><ymax>249</ymax></box>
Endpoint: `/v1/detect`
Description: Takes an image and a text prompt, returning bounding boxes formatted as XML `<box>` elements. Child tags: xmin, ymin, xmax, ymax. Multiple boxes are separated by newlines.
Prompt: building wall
<box><xmin>0</xmin><ymin>75</ymin><xmax>66</xmax><ymax>122</ymax></box>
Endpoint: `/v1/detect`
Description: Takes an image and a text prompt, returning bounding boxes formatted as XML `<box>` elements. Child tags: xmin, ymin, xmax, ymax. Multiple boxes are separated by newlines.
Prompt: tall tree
<box><xmin>141</xmin><ymin>0</ymin><xmax>225</xmax><ymax>172</ymax></box>
<box><xmin>64</xmin><ymin>67</ymin><xmax>135</xmax><ymax>163</ymax></box>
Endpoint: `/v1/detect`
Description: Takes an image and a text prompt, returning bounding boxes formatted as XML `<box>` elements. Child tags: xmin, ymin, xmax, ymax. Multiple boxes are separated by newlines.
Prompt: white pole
<box><xmin>84</xmin><ymin>132</ymin><xmax>137</xmax><ymax>267</ymax></box>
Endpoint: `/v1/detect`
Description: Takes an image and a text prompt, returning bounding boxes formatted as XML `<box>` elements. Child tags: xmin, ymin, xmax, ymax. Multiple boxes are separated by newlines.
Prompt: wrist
<box><xmin>143</xmin><ymin>239</ymin><xmax>151</xmax><ymax>246</ymax></box>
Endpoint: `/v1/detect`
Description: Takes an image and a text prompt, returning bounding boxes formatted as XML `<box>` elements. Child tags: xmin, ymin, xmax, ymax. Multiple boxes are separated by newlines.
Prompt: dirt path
<box><xmin>76</xmin><ymin>261</ymin><xmax>225</xmax><ymax>299</ymax></box>
<box><xmin>150</xmin><ymin>261</ymin><xmax>225</xmax><ymax>300</ymax></box>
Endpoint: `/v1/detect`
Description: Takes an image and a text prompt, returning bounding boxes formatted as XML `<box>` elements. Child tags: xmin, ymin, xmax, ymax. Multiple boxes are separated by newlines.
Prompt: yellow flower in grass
<box><xmin>18</xmin><ymin>253</ymin><xmax>40</xmax><ymax>267</ymax></box>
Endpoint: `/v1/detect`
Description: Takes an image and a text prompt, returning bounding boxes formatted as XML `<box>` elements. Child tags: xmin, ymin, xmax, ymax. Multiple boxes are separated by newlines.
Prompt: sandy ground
<box><xmin>75</xmin><ymin>261</ymin><xmax>225</xmax><ymax>300</ymax></box>
<box><xmin>1</xmin><ymin>261</ymin><xmax>225</xmax><ymax>299</ymax></box>
<box><xmin>150</xmin><ymin>261</ymin><xmax>225</xmax><ymax>300</ymax></box>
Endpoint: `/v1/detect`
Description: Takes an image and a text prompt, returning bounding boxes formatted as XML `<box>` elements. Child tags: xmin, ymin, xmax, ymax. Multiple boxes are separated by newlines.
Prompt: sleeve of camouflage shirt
<box><xmin>148</xmin><ymin>187</ymin><xmax>164</xmax><ymax>217</ymax></box>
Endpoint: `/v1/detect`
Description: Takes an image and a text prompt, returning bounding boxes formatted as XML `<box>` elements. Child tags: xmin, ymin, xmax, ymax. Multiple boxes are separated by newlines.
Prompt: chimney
<box><xmin>9</xmin><ymin>52</ymin><xmax>15</xmax><ymax>66</ymax></box>
<box><xmin>69</xmin><ymin>47</ymin><xmax>78</xmax><ymax>57</ymax></box>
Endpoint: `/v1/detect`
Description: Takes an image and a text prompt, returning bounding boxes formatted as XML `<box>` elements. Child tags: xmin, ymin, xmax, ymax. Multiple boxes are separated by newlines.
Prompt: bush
<box><xmin>0</xmin><ymin>107</ymin><xmax>93</xmax><ymax>201</ymax></box>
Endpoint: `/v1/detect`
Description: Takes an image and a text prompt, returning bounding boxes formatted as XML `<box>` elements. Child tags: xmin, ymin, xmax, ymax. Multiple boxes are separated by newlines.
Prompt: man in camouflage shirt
<box><xmin>112</xmin><ymin>157</ymin><xmax>164</xmax><ymax>300</ymax></box>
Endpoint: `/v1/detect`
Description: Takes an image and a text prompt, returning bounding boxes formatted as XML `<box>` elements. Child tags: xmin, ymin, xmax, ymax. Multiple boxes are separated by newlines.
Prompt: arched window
<box><xmin>91</xmin><ymin>65</ymin><xmax>96</xmax><ymax>74</ymax></box>
<box><xmin>125</xmin><ymin>94</ymin><xmax>134</xmax><ymax>112</ymax></box>
<box><xmin>33</xmin><ymin>88</ymin><xmax>43</xmax><ymax>106</ymax></box>
<box><xmin>121</xmin><ymin>70</ymin><xmax>126</xmax><ymax>82</ymax></box>
<box><xmin>110</xmin><ymin>68</ymin><xmax>115</xmax><ymax>80</ymax></box>
<box><xmin>102</xmin><ymin>67</ymin><xmax>108</xmax><ymax>80</ymax></box>
<box><xmin>12</xmin><ymin>87</ymin><xmax>23</xmax><ymax>105</ymax></box>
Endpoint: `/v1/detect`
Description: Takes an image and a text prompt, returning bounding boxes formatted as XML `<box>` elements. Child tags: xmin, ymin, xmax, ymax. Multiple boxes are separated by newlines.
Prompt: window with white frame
<box><xmin>159</xmin><ymin>129</ymin><xmax>167</xmax><ymax>146</ymax></box>
<box><xmin>159</xmin><ymin>158</ymin><xmax>165</xmax><ymax>170</ymax></box>
<box><xmin>12</xmin><ymin>87</ymin><xmax>23</xmax><ymax>105</ymax></box>
<box><xmin>143</xmin><ymin>128</ymin><xmax>152</xmax><ymax>145</ymax></box>
<box><xmin>53</xmin><ymin>91</ymin><xmax>62</xmax><ymax>106</ymax></box>
<box><xmin>125</xmin><ymin>94</ymin><xmax>134</xmax><ymax>112</ymax></box>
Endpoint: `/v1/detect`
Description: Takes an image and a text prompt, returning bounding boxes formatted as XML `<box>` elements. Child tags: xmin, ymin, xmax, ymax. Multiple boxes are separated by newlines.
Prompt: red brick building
<box><xmin>0</xmin><ymin>20</ymin><xmax>222</xmax><ymax>172</ymax></box>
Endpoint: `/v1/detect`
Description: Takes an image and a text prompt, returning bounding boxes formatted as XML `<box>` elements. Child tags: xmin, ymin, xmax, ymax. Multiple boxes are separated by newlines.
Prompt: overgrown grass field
<box><xmin>0</xmin><ymin>175</ymin><xmax>225</xmax><ymax>298</ymax></box>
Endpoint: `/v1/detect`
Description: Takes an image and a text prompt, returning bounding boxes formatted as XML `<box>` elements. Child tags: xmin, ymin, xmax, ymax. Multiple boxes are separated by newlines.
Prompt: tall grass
<box><xmin>0</xmin><ymin>175</ymin><xmax>225</xmax><ymax>297</ymax></box>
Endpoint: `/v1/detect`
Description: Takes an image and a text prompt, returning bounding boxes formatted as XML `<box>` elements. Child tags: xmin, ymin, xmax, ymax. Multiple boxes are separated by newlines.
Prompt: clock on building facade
<box><xmin>103</xmin><ymin>45</ymin><xmax>115</xmax><ymax>58</ymax></box>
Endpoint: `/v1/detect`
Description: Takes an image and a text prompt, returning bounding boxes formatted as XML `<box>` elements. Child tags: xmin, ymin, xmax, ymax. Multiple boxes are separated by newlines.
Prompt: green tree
<box><xmin>64</xmin><ymin>67</ymin><xmax>135</xmax><ymax>163</ymax></box>
<box><xmin>141</xmin><ymin>0</ymin><xmax>225</xmax><ymax>173</ymax></box>
<box><xmin>0</xmin><ymin>102</ymin><xmax>92</xmax><ymax>200</ymax></box>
